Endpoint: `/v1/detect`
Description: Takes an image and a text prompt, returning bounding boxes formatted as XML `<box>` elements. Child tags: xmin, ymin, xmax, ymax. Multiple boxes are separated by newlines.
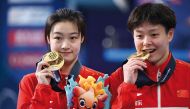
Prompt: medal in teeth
<box><xmin>129</xmin><ymin>52</ymin><xmax>150</xmax><ymax>60</ymax></box>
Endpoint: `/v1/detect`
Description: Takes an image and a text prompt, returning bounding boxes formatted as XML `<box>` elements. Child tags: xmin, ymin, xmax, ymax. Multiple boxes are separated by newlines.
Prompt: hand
<box><xmin>123</xmin><ymin>58</ymin><xmax>147</xmax><ymax>84</ymax></box>
<box><xmin>35</xmin><ymin>61</ymin><xmax>54</xmax><ymax>85</ymax></box>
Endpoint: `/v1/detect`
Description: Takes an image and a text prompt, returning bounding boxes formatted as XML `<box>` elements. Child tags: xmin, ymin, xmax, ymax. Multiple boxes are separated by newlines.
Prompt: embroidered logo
<box><xmin>177</xmin><ymin>90</ymin><xmax>189</xmax><ymax>98</ymax></box>
<box><xmin>135</xmin><ymin>100</ymin><xmax>142</xmax><ymax>106</ymax></box>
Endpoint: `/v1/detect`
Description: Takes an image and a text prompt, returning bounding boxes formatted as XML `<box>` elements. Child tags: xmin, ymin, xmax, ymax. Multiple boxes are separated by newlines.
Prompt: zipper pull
<box><xmin>65</xmin><ymin>75</ymin><xmax>71</xmax><ymax>85</ymax></box>
<box><xmin>157</xmin><ymin>70</ymin><xmax>161</xmax><ymax>82</ymax></box>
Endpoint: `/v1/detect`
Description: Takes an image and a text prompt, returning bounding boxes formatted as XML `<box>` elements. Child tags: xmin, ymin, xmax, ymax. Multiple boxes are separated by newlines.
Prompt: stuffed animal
<box><xmin>65</xmin><ymin>75</ymin><xmax>111</xmax><ymax>109</ymax></box>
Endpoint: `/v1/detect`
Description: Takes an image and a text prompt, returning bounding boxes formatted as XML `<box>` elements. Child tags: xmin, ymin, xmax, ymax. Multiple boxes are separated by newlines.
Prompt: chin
<box><xmin>147</xmin><ymin>57</ymin><xmax>157</xmax><ymax>64</ymax></box>
<box><xmin>65</xmin><ymin>58</ymin><xmax>77</xmax><ymax>63</ymax></box>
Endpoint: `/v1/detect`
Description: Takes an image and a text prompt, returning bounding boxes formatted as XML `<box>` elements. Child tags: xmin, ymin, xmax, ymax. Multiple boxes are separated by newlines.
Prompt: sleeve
<box><xmin>105</xmin><ymin>67</ymin><xmax>137</xmax><ymax>109</ymax></box>
<box><xmin>111</xmin><ymin>82</ymin><xmax>137</xmax><ymax>109</ymax></box>
<box><xmin>17</xmin><ymin>75</ymin><xmax>52</xmax><ymax>109</ymax></box>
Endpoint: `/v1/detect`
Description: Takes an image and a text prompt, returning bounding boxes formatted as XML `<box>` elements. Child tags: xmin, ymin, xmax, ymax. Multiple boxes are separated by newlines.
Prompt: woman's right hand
<box><xmin>122</xmin><ymin>58</ymin><xmax>147</xmax><ymax>84</ymax></box>
<box><xmin>35</xmin><ymin>61</ymin><xmax>54</xmax><ymax>85</ymax></box>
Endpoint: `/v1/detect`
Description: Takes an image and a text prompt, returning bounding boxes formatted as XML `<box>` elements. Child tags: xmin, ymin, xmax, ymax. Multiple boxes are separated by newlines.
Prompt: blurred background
<box><xmin>0</xmin><ymin>0</ymin><xmax>189</xmax><ymax>108</ymax></box>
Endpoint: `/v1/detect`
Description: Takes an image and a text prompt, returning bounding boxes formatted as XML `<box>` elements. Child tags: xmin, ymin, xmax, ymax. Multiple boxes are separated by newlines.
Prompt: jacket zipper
<box><xmin>157</xmin><ymin>70</ymin><xmax>161</xmax><ymax>108</ymax></box>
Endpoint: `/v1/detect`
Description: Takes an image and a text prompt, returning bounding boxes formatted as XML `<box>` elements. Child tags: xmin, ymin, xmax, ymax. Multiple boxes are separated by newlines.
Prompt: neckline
<box><xmin>146</xmin><ymin>52</ymin><xmax>172</xmax><ymax>75</ymax></box>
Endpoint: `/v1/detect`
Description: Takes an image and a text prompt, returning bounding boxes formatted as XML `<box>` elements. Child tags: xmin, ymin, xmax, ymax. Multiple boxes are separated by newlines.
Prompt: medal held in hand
<box><xmin>42</xmin><ymin>51</ymin><xmax>65</xmax><ymax>91</ymax></box>
<box><xmin>42</xmin><ymin>51</ymin><xmax>64</xmax><ymax>71</ymax></box>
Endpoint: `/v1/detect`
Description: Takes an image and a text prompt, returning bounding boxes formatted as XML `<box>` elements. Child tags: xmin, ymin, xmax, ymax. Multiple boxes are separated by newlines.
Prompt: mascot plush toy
<box><xmin>65</xmin><ymin>75</ymin><xmax>111</xmax><ymax>109</ymax></box>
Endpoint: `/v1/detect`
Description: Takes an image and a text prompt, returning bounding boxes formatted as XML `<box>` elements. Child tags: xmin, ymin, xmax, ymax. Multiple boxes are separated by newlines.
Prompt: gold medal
<box><xmin>129</xmin><ymin>52</ymin><xmax>150</xmax><ymax>60</ymax></box>
<box><xmin>42</xmin><ymin>51</ymin><xmax>64</xmax><ymax>71</ymax></box>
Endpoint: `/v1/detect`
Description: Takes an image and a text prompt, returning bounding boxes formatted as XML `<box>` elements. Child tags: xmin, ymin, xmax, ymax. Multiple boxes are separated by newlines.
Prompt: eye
<box><xmin>151</xmin><ymin>33</ymin><xmax>159</xmax><ymax>37</ymax></box>
<box><xmin>79</xmin><ymin>98</ymin><xmax>86</xmax><ymax>107</ymax></box>
<box><xmin>136</xmin><ymin>35</ymin><xmax>143</xmax><ymax>39</ymax></box>
<box><xmin>70</xmin><ymin>36</ymin><xmax>78</xmax><ymax>40</ymax></box>
<box><xmin>71</xmin><ymin>37</ymin><xmax>76</xmax><ymax>39</ymax></box>
<box><xmin>54</xmin><ymin>36</ymin><xmax>61</xmax><ymax>40</ymax></box>
<box><xmin>92</xmin><ymin>102</ymin><xmax>97</xmax><ymax>109</ymax></box>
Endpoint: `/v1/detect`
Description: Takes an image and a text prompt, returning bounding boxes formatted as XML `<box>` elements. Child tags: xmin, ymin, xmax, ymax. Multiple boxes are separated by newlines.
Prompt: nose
<box><xmin>61</xmin><ymin>40</ymin><xmax>70</xmax><ymax>50</ymax></box>
<box><xmin>143</xmin><ymin>36</ymin><xmax>152</xmax><ymax>46</ymax></box>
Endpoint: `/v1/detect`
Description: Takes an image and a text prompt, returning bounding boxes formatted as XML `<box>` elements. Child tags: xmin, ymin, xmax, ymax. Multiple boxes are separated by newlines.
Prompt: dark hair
<box><xmin>44</xmin><ymin>8</ymin><xmax>86</xmax><ymax>43</ymax></box>
<box><xmin>127</xmin><ymin>3</ymin><xmax>176</xmax><ymax>33</ymax></box>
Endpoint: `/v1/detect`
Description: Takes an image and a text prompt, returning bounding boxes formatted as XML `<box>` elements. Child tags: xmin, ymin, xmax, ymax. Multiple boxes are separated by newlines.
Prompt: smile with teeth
<box><xmin>143</xmin><ymin>49</ymin><xmax>156</xmax><ymax>53</ymax></box>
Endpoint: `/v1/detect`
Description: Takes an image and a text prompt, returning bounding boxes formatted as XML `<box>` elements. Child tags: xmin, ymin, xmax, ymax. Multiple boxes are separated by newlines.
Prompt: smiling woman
<box><xmin>107</xmin><ymin>2</ymin><xmax>190</xmax><ymax>109</ymax></box>
<box><xmin>133</xmin><ymin>22</ymin><xmax>174</xmax><ymax>66</ymax></box>
<box><xmin>17</xmin><ymin>8</ymin><xmax>106</xmax><ymax>109</ymax></box>
<box><xmin>47</xmin><ymin>21</ymin><xmax>83</xmax><ymax>67</ymax></box>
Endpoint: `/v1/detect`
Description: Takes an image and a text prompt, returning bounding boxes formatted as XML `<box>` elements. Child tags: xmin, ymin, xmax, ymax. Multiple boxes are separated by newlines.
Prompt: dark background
<box><xmin>0</xmin><ymin>0</ymin><xmax>189</xmax><ymax>108</ymax></box>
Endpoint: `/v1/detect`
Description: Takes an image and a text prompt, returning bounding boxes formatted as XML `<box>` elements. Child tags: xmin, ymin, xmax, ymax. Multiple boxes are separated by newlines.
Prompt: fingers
<box><xmin>35</xmin><ymin>61</ymin><xmax>53</xmax><ymax>85</ymax></box>
<box><xmin>35</xmin><ymin>69</ymin><xmax>54</xmax><ymax>85</ymax></box>
<box><xmin>36</xmin><ymin>61</ymin><xmax>50</xmax><ymax>72</ymax></box>
<box><xmin>129</xmin><ymin>58</ymin><xmax>147</xmax><ymax>68</ymax></box>
<box><xmin>123</xmin><ymin>58</ymin><xmax>147</xmax><ymax>84</ymax></box>
<box><xmin>123</xmin><ymin>58</ymin><xmax>147</xmax><ymax>72</ymax></box>
<box><xmin>129</xmin><ymin>65</ymin><xmax>144</xmax><ymax>71</ymax></box>
<box><xmin>36</xmin><ymin>68</ymin><xmax>54</xmax><ymax>78</ymax></box>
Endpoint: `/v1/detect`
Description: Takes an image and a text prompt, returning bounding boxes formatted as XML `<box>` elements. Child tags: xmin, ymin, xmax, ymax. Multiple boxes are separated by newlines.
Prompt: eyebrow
<box><xmin>136</xmin><ymin>28</ymin><xmax>159</xmax><ymax>33</ymax></box>
<box><xmin>53</xmin><ymin>32</ymin><xmax>80</xmax><ymax>36</ymax></box>
<box><xmin>53</xmin><ymin>32</ymin><xmax>63</xmax><ymax>35</ymax></box>
<box><xmin>70</xmin><ymin>32</ymin><xmax>80</xmax><ymax>35</ymax></box>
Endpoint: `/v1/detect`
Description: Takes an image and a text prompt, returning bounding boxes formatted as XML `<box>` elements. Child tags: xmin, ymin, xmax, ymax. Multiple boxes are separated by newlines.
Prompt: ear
<box><xmin>46</xmin><ymin>36</ymin><xmax>50</xmax><ymax>44</ymax></box>
<box><xmin>81</xmin><ymin>36</ymin><xmax>84</xmax><ymax>44</ymax></box>
<box><xmin>73</xmin><ymin>86</ymin><xmax>86</xmax><ymax>97</ymax></box>
<box><xmin>167</xmin><ymin>28</ymin><xmax>174</xmax><ymax>42</ymax></box>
